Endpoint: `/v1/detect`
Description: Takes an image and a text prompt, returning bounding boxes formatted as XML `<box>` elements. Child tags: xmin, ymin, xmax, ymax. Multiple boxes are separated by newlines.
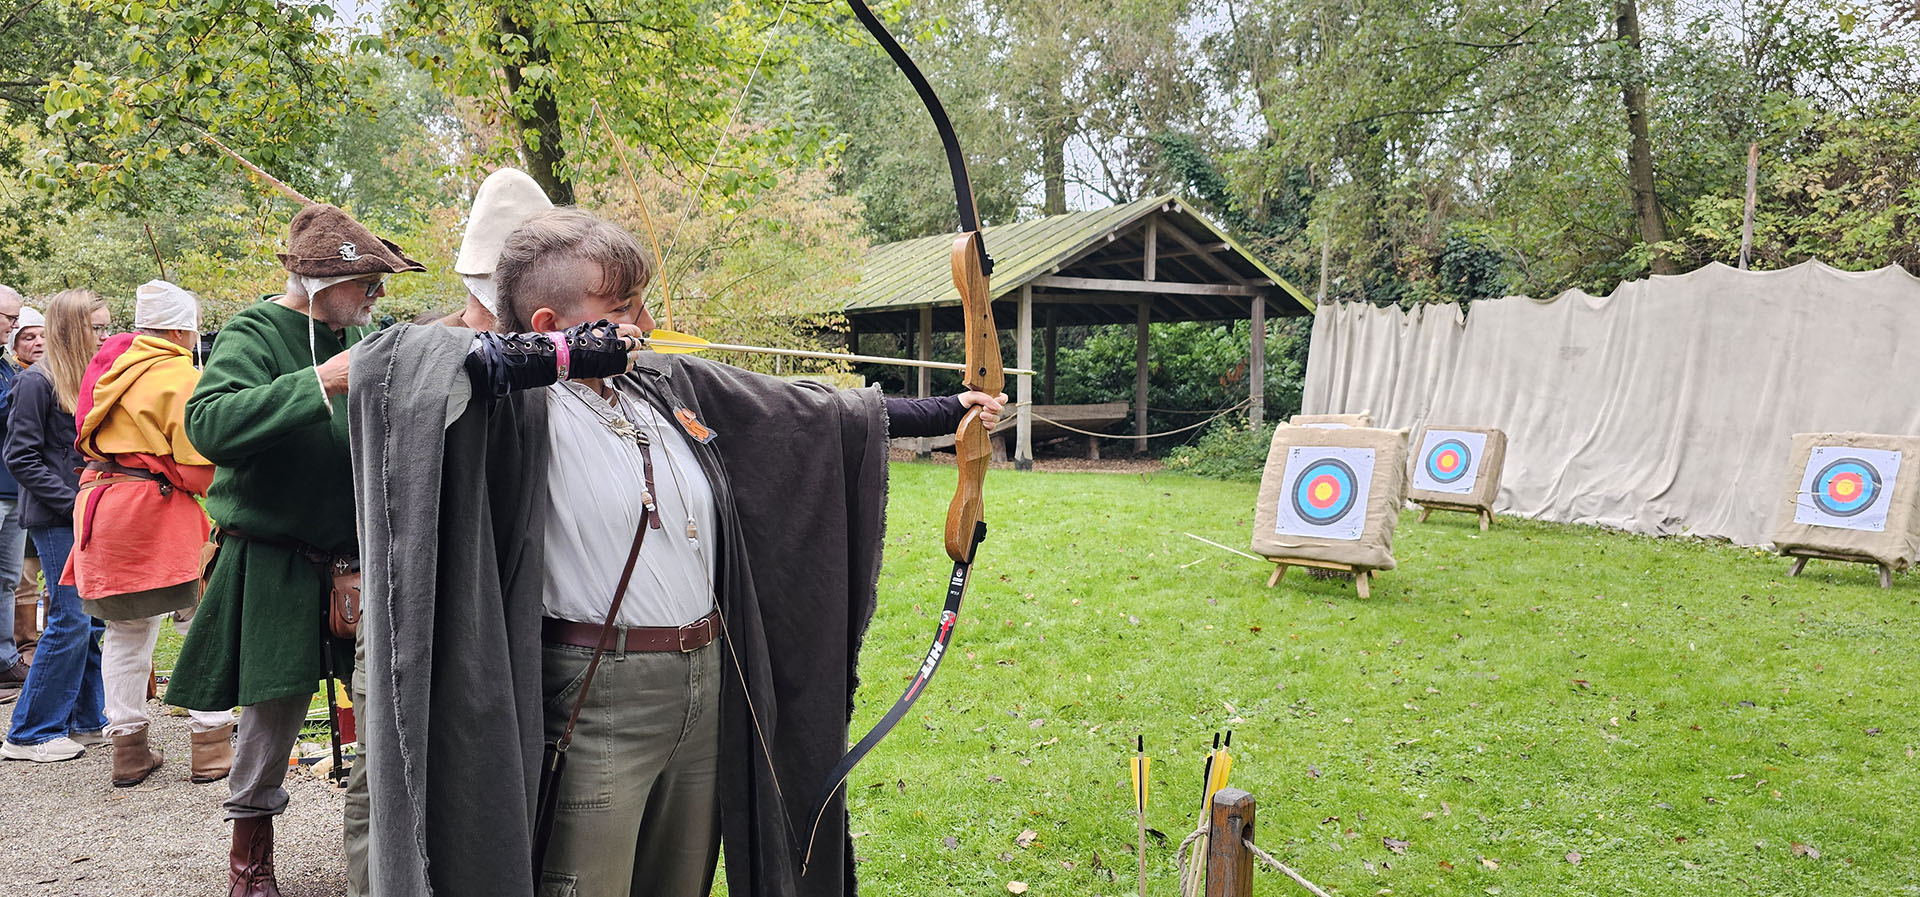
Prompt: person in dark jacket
<box><xmin>0</xmin><ymin>286</ymin><xmax>29</xmax><ymax>695</ymax></box>
<box><xmin>1</xmin><ymin>290</ymin><xmax>113</xmax><ymax>761</ymax></box>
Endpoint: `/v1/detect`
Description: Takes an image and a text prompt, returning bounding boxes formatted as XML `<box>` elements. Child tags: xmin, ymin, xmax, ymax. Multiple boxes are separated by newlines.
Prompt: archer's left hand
<box><xmin>957</xmin><ymin>391</ymin><xmax>1008</xmax><ymax>430</ymax></box>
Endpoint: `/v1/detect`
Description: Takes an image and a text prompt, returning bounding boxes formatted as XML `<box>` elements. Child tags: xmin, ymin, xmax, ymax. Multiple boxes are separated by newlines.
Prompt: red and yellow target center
<box><xmin>1830</xmin><ymin>474</ymin><xmax>1862</xmax><ymax>499</ymax></box>
<box><xmin>1436</xmin><ymin>451</ymin><xmax>1459</xmax><ymax>472</ymax></box>
<box><xmin>1306</xmin><ymin>475</ymin><xmax>1343</xmax><ymax>508</ymax></box>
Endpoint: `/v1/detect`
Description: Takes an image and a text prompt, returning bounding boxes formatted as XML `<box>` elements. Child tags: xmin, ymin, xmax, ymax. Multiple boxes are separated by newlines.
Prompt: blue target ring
<box><xmin>1424</xmin><ymin>438</ymin><xmax>1474</xmax><ymax>485</ymax></box>
<box><xmin>1812</xmin><ymin>458</ymin><xmax>1882</xmax><ymax>517</ymax></box>
<box><xmin>1291</xmin><ymin>458</ymin><xmax>1360</xmax><ymax>525</ymax></box>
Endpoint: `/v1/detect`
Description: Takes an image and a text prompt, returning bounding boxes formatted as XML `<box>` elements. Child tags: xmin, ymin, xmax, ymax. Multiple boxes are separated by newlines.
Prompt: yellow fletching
<box><xmin>1208</xmin><ymin>753</ymin><xmax>1232</xmax><ymax>794</ymax></box>
<box><xmin>644</xmin><ymin>329</ymin><xmax>710</xmax><ymax>354</ymax></box>
<box><xmin>1129</xmin><ymin>756</ymin><xmax>1150</xmax><ymax>814</ymax></box>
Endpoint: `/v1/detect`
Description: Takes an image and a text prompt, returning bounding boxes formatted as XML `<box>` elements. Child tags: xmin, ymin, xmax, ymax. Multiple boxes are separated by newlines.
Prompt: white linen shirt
<box><xmin>541</xmin><ymin>381</ymin><xmax>717</xmax><ymax>627</ymax></box>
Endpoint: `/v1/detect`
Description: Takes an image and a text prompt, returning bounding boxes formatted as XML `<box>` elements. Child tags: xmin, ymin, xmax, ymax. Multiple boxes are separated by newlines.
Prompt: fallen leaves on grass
<box><xmin>1479</xmin><ymin>856</ymin><xmax>1500</xmax><ymax>870</ymax></box>
<box><xmin>943</xmin><ymin>836</ymin><xmax>959</xmax><ymax>850</ymax></box>
<box><xmin>1383</xmin><ymin>837</ymin><xmax>1410</xmax><ymax>854</ymax></box>
<box><xmin>1007</xmin><ymin>881</ymin><xmax>1028</xmax><ymax>894</ymax></box>
<box><xmin>1016</xmin><ymin>829</ymin><xmax>1038</xmax><ymax>848</ymax></box>
<box><xmin>1566</xmin><ymin>852</ymin><xmax>1582</xmax><ymax>864</ymax></box>
<box><xmin>1791</xmin><ymin>842</ymin><xmax>1820</xmax><ymax>859</ymax></box>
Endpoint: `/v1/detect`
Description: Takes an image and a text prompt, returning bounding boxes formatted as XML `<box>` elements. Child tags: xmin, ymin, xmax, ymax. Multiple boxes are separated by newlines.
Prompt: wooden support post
<box><xmin>1880</xmin><ymin>564</ymin><xmax>1893</xmax><ymax>590</ymax></box>
<box><xmin>1788</xmin><ymin>556</ymin><xmax>1807</xmax><ymax>577</ymax></box>
<box><xmin>1205</xmin><ymin>788</ymin><xmax>1255</xmax><ymax>897</ymax></box>
<box><xmin>1135</xmin><ymin>302</ymin><xmax>1150</xmax><ymax>454</ymax></box>
<box><xmin>1739</xmin><ymin>142</ymin><xmax>1758</xmax><ymax>270</ymax></box>
<box><xmin>1043</xmin><ymin>306</ymin><xmax>1058</xmax><ymax>405</ymax></box>
<box><xmin>1016</xmin><ymin>285</ymin><xmax>1034</xmax><ymax>470</ymax></box>
<box><xmin>1249</xmin><ymin>297</ymin><xmax>1266</xmax><ymax>430</ymax></box>
<box><xmin>1144</xmin><ymin>218</ymin><xmax>1158</xmax><ymax>282</ymax></box>
<box><xmin>916</xmin><ymin>306</ymin><xmax>933</xmax><ymax>458</ymax></box>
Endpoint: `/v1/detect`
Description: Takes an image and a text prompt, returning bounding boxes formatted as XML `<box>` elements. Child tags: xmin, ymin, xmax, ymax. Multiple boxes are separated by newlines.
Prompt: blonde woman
<box><xmin>1</xmin><ymin>290</ymin><xmax>111</xmax><ymax>761</ymax></box>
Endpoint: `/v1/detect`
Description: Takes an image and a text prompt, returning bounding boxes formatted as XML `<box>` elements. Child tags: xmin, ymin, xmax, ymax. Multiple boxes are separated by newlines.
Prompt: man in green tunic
<box><xmin>168</xmin><ymin>203</ymin><xmax>423</xmax><ymax>897</ymax></box>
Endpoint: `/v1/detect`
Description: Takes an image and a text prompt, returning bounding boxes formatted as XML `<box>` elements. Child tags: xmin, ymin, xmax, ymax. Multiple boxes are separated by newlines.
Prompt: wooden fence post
<box><xmin>1206</xmin><ymin>787</ymin><xmax>1256</xmax><ymax>897</ymax></box>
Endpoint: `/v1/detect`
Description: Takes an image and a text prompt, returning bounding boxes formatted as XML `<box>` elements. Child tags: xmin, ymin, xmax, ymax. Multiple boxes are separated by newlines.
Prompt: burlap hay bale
<box><xmin>1288</xmin><ymin>413</ymin><xmax>1371</xmax><ymax>429</ymax></box>
<box><xmin>1407</xmin><ymin>425</ymin><xmax>1508</xmax><ymax>512</ymax></box>
<box><xmin>1771</xmin><ymin>432</ymin><xmax>1920</xmax><ymax>570</ymax></box>
<box><xmin>1251</xmin><ymin>425</ymin><xmax>1408</xmax><ymax>571</ymax></box>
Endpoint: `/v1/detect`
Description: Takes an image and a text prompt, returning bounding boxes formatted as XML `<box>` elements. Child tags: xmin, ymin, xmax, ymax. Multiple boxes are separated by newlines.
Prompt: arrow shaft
<box><xmin>642</xmin><ymin>337</ymin><xmax>1036</xmax><ymax>376</ymax></box>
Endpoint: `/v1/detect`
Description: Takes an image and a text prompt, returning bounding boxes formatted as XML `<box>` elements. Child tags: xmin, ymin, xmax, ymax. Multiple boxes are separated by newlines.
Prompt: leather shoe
<box><xmin>229</xmin><ymin>816</ymin><xmax>283</xmax><ymax>897</ymax></box>
<box><xmin>111</xmin><ymin>725</ymin><xmax>164</xmax><ymax>787</ymax></box>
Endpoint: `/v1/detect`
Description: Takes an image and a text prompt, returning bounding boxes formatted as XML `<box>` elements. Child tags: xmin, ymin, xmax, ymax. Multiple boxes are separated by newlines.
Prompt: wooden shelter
<box><xmin>844</xmin><ymin>195</ymin><xmax>1313</xmax><ymax>467</ymax></box>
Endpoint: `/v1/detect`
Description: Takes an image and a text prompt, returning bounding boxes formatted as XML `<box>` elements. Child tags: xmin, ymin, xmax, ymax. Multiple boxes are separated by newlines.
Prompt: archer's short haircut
<box><xmin>494</xmin><ymin>208</ymin><xmax>652</xmax><ymax>333</ymax></box>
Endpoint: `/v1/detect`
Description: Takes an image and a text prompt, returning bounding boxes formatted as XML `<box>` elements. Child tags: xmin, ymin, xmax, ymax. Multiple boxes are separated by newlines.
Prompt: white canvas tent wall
<box><xmin>1301</xmin><ymin>261</ymin><xmax>1920</xmax><ymax>545</ymax></box>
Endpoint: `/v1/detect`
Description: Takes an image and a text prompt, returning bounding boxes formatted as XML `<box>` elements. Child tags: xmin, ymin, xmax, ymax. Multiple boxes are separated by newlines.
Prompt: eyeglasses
<box><xmin>0</xmin><ymin>312</ymin><xmax>16</xmax><ymax>326</ymax></box>
<box><xmin>359</xmin><ymin>278</ymin><xmax>387</xmax><ymax>298</ymax></box>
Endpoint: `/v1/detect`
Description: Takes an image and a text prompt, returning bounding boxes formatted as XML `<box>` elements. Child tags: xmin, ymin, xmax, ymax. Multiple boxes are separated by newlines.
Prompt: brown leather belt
<box><xmin>82</xmin><ymin>459</ymin><xmax>179</xmax><ymax>495</ymax></box>
<box><xmin>542</xmin><ymin>609</ymin><xmax>719</xmax><ymax>653</ymax></box>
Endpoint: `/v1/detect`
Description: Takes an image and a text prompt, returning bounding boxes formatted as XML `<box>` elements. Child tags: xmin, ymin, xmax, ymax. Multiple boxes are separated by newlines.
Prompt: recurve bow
<box><xmin>801</xmin><ymin>0</ymin><xmax>1004</xmax><ymax>870</ymax></box>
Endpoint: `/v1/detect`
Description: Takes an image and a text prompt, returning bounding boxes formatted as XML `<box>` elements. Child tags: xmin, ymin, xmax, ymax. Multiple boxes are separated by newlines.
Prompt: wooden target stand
<box><xmin>1266</xmin><ymin>557</ymin><xmax>1375</xmax><ymax>598</ymax></box>
<box><xmin>1783</xmin><ymin>548</ymin><xmax>1895</xmax><ymax>589</ymax></box>
<box><xmin>1414</xmin><ymin>500</ymin><xmax>1494</xmax><ymax>532</ymax></box>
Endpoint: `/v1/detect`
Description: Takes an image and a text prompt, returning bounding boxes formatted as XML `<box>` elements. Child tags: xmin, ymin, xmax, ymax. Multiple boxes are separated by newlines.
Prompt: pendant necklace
<box><xmin>561</xmin><ymin>381</ymin><xmax>700</xmax><ymax>543</ymax></box>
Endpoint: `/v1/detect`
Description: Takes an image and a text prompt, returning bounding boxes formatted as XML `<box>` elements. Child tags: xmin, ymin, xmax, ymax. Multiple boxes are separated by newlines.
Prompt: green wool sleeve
<box><xmin>185</xmin><ymin>315</ymin><xmax>333</xmax><ymax>466</ymax></box>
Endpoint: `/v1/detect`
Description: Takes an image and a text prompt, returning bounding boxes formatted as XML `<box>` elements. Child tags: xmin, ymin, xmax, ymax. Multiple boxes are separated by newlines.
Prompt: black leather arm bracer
<box><xmin>464</xmin><ymin>319</ymin><xmax>633</xmax><ymax>399</ymax></box>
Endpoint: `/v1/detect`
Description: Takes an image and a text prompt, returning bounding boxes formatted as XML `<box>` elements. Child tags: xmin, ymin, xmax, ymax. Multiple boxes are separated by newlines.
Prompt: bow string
<box><xmin>800</xmin><ymin>0</ymin><xmax>1004</xmax><ymax>873</ymax></box>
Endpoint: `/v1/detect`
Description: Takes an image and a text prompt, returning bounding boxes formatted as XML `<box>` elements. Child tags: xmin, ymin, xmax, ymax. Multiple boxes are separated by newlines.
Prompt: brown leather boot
<box><xmin>190</xmin><ymin>724</ymin><xmax>235</xmax><ymax>783</ymax></box>
<box><xmin>109</xmin><ymin>725</ymin><xmax>163</xmax><ymax>787</ymax></box>
<box><xmin>229</xmin><ymin>816</ymin><xmax>283</xmax><ymax>897</ymax></box>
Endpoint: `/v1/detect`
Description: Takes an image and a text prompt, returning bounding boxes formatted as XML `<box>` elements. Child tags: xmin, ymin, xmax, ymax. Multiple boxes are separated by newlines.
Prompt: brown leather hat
<box><xmin>275</xmin><ymin>203</ymin><xmax>426</xmax><ymax>277</ymax></box>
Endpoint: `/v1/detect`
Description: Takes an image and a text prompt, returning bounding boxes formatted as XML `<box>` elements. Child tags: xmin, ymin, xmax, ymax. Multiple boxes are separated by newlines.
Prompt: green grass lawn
<box><xmin>833</xmin><ymin>463</ymin><xmax>1919</xmax><ymax>896</ymax></box>
<box><xmin>158</xmin><ymin>462</ymin><xmax>1920</xmax><ymax>895</ymax></box>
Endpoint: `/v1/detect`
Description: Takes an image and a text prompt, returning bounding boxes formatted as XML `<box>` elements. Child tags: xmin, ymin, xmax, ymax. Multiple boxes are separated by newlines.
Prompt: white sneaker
<box><xmin>1</xmin><ymin>736</ymin><xmax>86</xmax><ymax>762</ymax></box>
<box><xmin>70</xmin><ymin>729</ymin><xmax>108</xmax><ymax>747</ymax></box>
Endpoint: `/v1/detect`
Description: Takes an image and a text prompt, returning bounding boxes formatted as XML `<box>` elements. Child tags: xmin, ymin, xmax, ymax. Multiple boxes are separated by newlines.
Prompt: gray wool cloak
<box><xmin>350</xmin><ymin>323</ymin><xmax>890</xmax><ymax>897</ymax></box>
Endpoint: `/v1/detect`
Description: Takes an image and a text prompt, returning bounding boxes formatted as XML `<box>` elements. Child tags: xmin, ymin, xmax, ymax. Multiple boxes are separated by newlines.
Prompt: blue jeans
<box><xmin>5</xmin><ymin>526</ymin><xmax>105</xmax><ymax>745</ymax></box>
<box><xmin>0</xmin><ymin>498</ymin><xmax>25</xmax><ymax>668</ymax></box>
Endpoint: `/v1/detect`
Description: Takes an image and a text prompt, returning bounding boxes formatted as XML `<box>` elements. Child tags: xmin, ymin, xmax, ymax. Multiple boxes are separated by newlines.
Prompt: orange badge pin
<box><xmin>675</xmin><ymin>407</ymin><xmax>716</xmax><ymax>444</ymax></box>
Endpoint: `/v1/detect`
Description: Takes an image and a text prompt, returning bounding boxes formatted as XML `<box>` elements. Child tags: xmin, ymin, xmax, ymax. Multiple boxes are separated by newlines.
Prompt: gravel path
<box><xmin>2</xmin><ymin>707</ymin><xmax>348</xmax><ymax>897</ymax></box>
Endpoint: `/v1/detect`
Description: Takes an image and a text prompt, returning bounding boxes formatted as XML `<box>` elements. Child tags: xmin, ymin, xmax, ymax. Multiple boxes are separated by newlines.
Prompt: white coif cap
<box><xmin>456</xmin><ymin>168</ymin><xmax>553</xmax><ymax>314</ymax></box>
<box><xmin>135</xmin><ymin>280</ymin><xmax>201</xmax><ymax>332</ymax></box>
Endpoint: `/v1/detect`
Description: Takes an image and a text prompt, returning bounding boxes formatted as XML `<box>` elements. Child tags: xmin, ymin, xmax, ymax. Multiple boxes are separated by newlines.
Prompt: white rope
<box><xmin>1243</xmin><ymin>837</ymin><xmax>1336</xmax><ymax>897</ymax></box>
<box><xmin>1171</xmin><ymin>822</ymin><xmax>1336</xmax><ymax>897</ymax></box>
<box><xmin>1014</xmin><ymin>398</ymin><xmax>1252</xmax><ymax>440</ymax></box>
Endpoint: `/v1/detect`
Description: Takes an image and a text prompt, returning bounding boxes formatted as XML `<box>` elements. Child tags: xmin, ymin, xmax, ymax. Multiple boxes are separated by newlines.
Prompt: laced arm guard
<box><xmin>464</xmin><ymin>320</ymin><xmax>633</xmax><ymax>399</ymax></box>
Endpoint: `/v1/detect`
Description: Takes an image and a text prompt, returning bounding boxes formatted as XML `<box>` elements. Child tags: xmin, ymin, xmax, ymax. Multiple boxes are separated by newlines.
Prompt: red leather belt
<box><xmin>542</xmin><ymin>610</ymin><xmax>719</xmax><ymax>653</ymax></box>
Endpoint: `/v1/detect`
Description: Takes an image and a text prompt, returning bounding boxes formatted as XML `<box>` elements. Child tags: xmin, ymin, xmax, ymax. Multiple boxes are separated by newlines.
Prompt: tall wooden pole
<box><xmin>1249</xmin><ymin>298</ymin><xmax>1266</xmax><ymax>430</ymax></box>
<box><xmin>1016</xmin><ymin>285</ymin><xmax>1033</xmax><ymax>470</ymax></box>
<box><xmin>1739</xmin><ymin>142</ymin><xmax>1759</xmax><ymax>270</ymax></box>
<box><xmin>1134</xmin><ymin>303</ymin><xmax>1150</xmax><ymax>454</ymax></box>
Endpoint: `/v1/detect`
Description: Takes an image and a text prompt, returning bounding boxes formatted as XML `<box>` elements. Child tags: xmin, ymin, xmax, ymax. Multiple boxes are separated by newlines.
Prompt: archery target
<box><xmin>1793</xmin><ymin>446</ymin><xmax>1901</xmax><ymax>532</ymax></box>
<box><xmin>1411</xmin><ymin>429</ymin><xmax>1489</xmax><ymax>495</ymax></box>
<box><xmin>1274</xmin><ymin>446</ymin><xmax>1375</xmax><ymax>541</ymax></box>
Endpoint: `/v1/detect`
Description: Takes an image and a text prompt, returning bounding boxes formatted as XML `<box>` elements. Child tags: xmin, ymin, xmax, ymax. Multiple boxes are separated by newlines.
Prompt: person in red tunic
<box><xmin>63</xmin><ymin>280</ymin><xmax>235</xmax><ymax>786</ymax></box>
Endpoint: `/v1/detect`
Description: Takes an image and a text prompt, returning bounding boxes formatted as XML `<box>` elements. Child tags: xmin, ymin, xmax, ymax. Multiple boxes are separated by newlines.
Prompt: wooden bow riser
<box><xmin>944</xmin><ymin>231</ymin><xmax>1000</xmax><ymax>562</ymax></box>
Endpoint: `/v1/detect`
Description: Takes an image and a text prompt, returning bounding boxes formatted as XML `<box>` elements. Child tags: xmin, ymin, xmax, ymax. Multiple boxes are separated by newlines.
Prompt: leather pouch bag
<box><xmin>328</xmin><ymin>557</ymin><xmax>362</xmax><ymax>640</ymax></box>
